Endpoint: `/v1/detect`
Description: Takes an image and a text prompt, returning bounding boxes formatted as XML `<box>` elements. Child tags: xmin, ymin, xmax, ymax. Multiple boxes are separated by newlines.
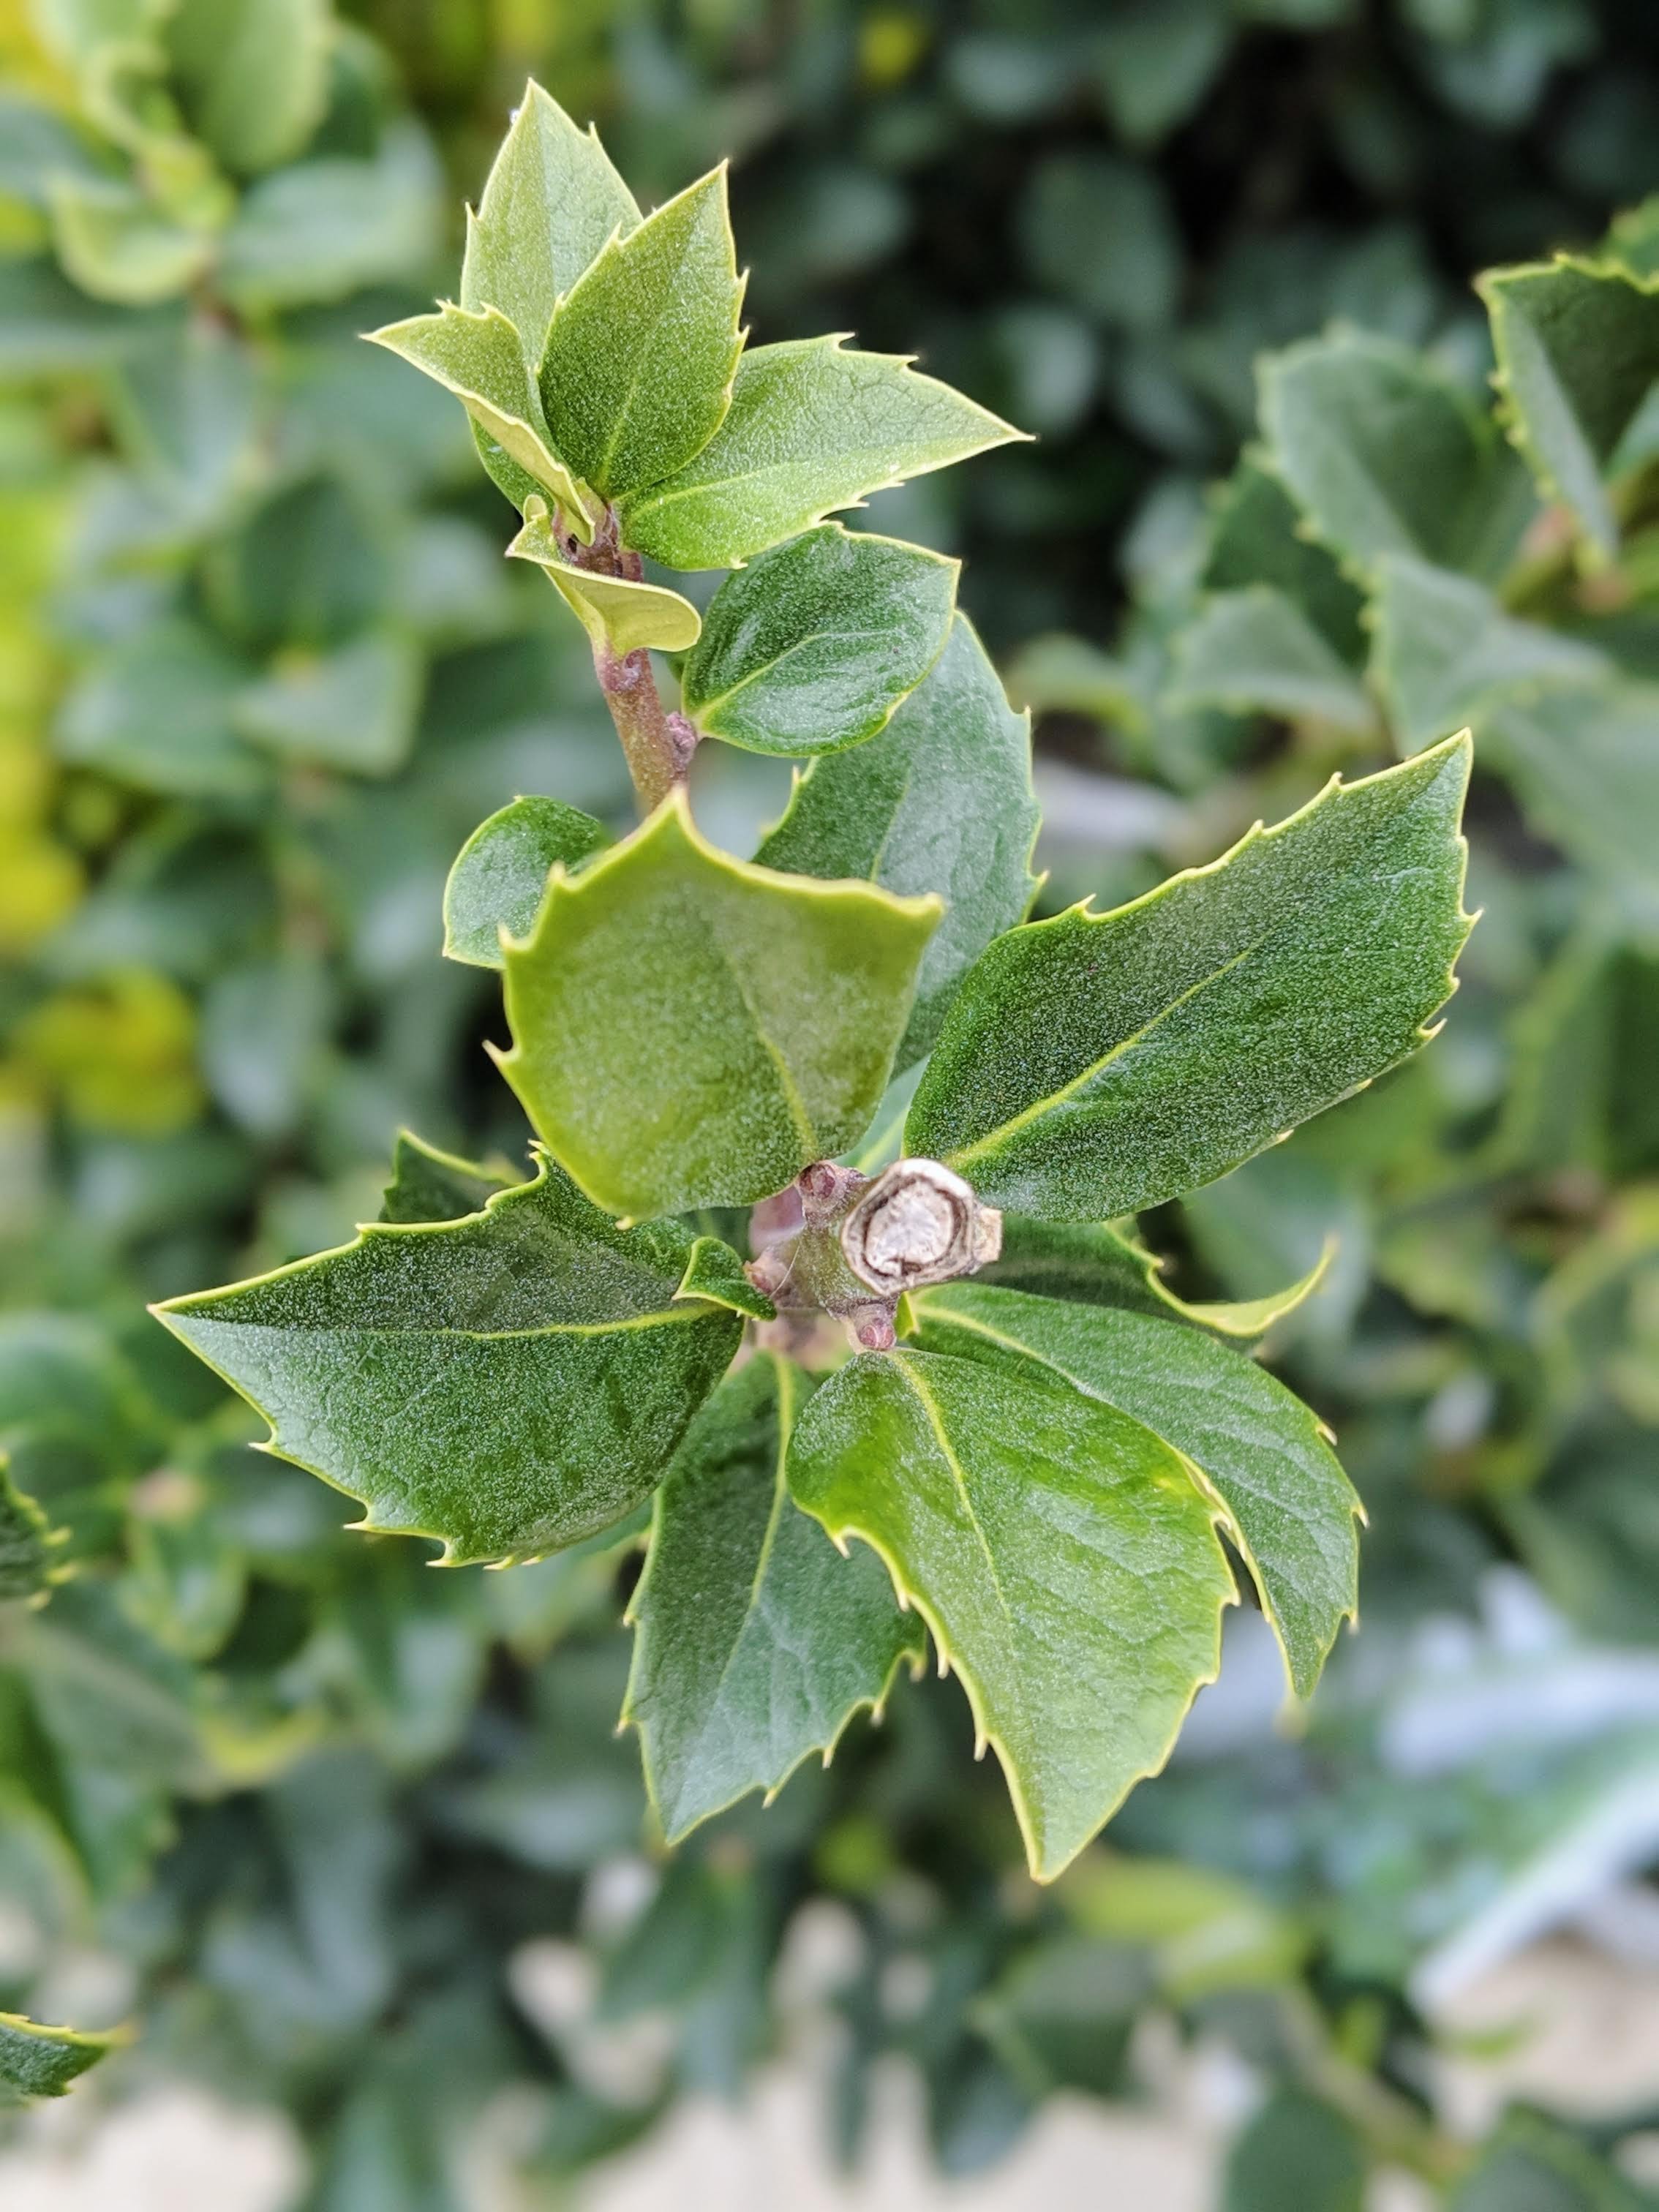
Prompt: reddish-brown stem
<box><xmin>562</xmin><ymin>504</ymin><xmax>697</xmax><ymax>815</ymax></box>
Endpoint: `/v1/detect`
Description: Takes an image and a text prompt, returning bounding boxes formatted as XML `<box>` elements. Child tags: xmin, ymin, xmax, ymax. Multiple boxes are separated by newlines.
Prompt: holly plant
<box><xmin>151</xmin><ymin>85</ymin><xmax>1474</xmax><ymax>1883</ymax></box>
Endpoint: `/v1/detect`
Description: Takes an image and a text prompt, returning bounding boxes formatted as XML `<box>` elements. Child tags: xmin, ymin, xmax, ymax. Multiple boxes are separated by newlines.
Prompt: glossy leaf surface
<box><xmin>497</xmin><ymin>792</ymin><xmax>941</xmax><ymax>1217</ymax></box>
<box><xmin>979</xmin><ymin>1217</ymin><xmax>1331</xmax><ymax>1339</ymax></box>
<box><xmin>624</xmin><ymin>1355</ymin><xmax>923</xmax><ymax>1840</ymax></box>
<box><xmin>443</xmin><ymin>794</ymin><xmax>609</xmax><ymax>969</ymax></box>
<box><xmin>907</xmin><ymin>737</ymin><xmax>1472</xmax><ymax>1219</ymax></box>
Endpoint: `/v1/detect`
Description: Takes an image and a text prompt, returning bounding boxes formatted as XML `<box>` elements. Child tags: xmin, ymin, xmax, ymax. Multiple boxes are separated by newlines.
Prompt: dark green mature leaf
<box><xmin>623</xmin><ymin>1354</ymin><xmax>923</xmax><ymax>1840</ymax></box>
<box><xmin>1222</xmin><ymin>2089</ymin><xmax>1365</xmax><ymax>2212</ymax></box>
<box><xmin>755</xmin><ymin>614</ymin><xmax>1039</xmax><ymax>1065</ymax></box>
<box><xmin>619</xmin><ymin>336</ymin><xmax>1025</xmax><ymax>571</ymax></box>
<box><xmin>0</xmin><ymin>2012</ymin><xmax>125</xmax><ymax>2102</ymax></box>
<box><xmin>1482</xmin><ymin>255</ymin><xmax>1659</xmax><ymax>554</ymax></box>
<box><xmin>911</xmin><ymin>1286</ymin><xmax>1360</xmax><ymax>1698</ymax></box>
<box><xmin>540</xmin><ymin>167</ymin><xmax>743</xmax><ymax>503</ymax></box>
<box><xmin>152</xmin><ymin>1156</ymin><xmax>744</xmax><ymax>1567</ymax></box>
<box><xmin>1260</xmin><ymin>330</ymin><xmax>1534</xmax><ymax>582</ymax></box>
<box><xmin>460</xmin><ymin>79</ymin><xmax>639</xmax><ymax>370</ymax></box>
<box><xmin>788</xmin><ymin>1346</ymin><xmax>1233</xmax><ymax>1878</ymax></box>
<box><xmin>497</xmin><ymin>791</ymin><xmax>941</xmax><ymax>1218</ymax></box>
<box><xmin>979</xmin><ymin>1216</ymin><xmax>1331</xmax><ymax>1339</ymax></box>
<box><xmin>1201</xmin><ymin>451</ymin><xmax>1366</xmax><ymax>661</ymax></box>
<box><xmin>1369</xmin><ymin>554</ymin><xmax>1608</xmax><ymax>751</ymax></box>
<box><xmin>443</xmin><ymin>794</ymin><xmax>609</xmax><ymax>969</ymax></box>
<box><xmin>1479</xmin><ymin>681</ymin><xmax>1659</xmax><ymax>918</ymax></box>
<box><xmin>378</xmin><ymin>1132</ymin><xmax>517</xmax><ymax>1225</ymax></box>
<box><xmin>906</xmin><ymin>736</ymin><xmax>1472</xmax><ymax>1220</ymax></box>
<box><xmin>0</xmin><ymin>1455</ymin><xmax>64</xmax><ymax>1603</ymax></box>
<box><xmin>1167</xmin><ymin>586</ymin><xmax>1376</xmax><ymax>731</ymax></box>
<box><xmin>680</xmin><ymin>524</ymin><xmax>958</xmax><ymax>756</ymax></box>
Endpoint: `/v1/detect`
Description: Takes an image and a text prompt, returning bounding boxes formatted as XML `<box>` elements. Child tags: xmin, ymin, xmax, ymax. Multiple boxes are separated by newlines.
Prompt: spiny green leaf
<box><xmin>1260</xmin><ymin>328</ymin><xmax>1534</xmax><ymax>583</ymax></box>
<box><xmin>365</xmin><ymin>303</ymin><xmax>595</xmax><ymax>538</ymax></box>
<box><xmin>911</xmin><ymin>1285</ymin><xmax>1361</xmax><ymax>1699</ymax></box>
<box><xmin>675</xmin><ymin>1238</ymin><xmax>777</xmax><ymax>1322</ymax></box>
<box><xmin>624</xmin><ymin>1354</ymin><xmax>923</xmax><ymax>1840</ymax></box>
<box><xmin>0</xmin><ymin>2012</ymin><xmax>126</xmax><ymax>2102</ymax></box>
<box><xmin>906</xmin><ymin>736</ymin><xmax>1472</xmax><ymax>1220</ymax></box>
<box><xmin>151</xmin><ymin>1154</ymin><xmax>744</xmax><ymax>1568</ymax></box>
<box><xmin>378</xmin><ymin>1132</ymin><xmax>519</xmax><ymax>1225</ymax></box>
<box><xmin>461</xmin><ymin>79</ymin><xmax>639</xmax><ymax>372</ymax></box>
<box><xmin>786</xmin><ymin>1346</ymin><xmax>1233</xmax><ymax>1879</ymax></box>
<box><xmin>979</xmin><ymin>1216</ymin><xmax>1332</xmax><ymax>1340</ymax></box>
<box><xmin>0</xmin><ymin>1454</ymin><xmax>67</xmax><ymax>1603</ymax></box>
<box><xmin>1481</xmin><ymin>254</ymin><xmax>1659</xmax><ymax>556</ymax></box>
<box><xmin>619</xmin><ymin>335</ymin><xmax>1026</xmax><ymax>571</ymax></box>
<box><xmin>541</xmin><ymin>166</ymin><xmax>743</xmax><ymax>503</ymax></box>
<box><xmin>755</xmin><ymin>613</ymin><xmax>1039</xmax><ymax>1066</ymax></box>
<box><xmin>680</xmin><ymin>524</ymin><xmax>958</xmax><ymax>756</ymax></box>
<box><xmin>443</xmin><ymin>794</ymin><xmax>610</xmax><ymax>971</ymax></box>
<box><xmin>506</xmin><ymin>497</ymin><xmax>701</xmax><ymax>654</ymax></box>
<box><xmin>1167</xmin><ymin>585</ymin><xmax>1376</xmax><ymax>732</ymax></box>
<box><xmin>496</xmin><ymin>790</ymin><xmax>941</xmax><ymax>1219</ymax></box>
<box><xmin>1369</xmin><ymin>553</ymin><xmax>1609</xmax><ymax>752</ymax></box>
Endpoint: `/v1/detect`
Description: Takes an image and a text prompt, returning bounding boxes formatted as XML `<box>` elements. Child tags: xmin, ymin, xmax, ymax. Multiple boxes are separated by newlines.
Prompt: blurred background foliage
<box><xmin>1</xmin><ymin>0</ymin><xmax>1658</xmax><ymax>2202</ymax></box>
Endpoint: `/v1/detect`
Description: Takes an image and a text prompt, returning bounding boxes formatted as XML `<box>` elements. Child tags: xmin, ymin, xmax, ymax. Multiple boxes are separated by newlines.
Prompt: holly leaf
<box><xmin>443</xmin><ymin>793</ymin><xmax>610</xmax><ymax>970</ymax></box>
<box><xmin>506</xmin><ymin>497</ymin><xmax>701</xmax><ymax>655</ymax></box>
<box><xmin>1200</xmin><ymin>451</ymin><xmax>1366</xmax><ymax>661</ymax></box>
<box><xmin>675</xmin><ymin>1236</ymin><xmax>777</xmax><ymax>1322</ymax></box>
<box><xmin>619</xmin><ymin>335</ymin><xmax>1026</xmax><ymax>571</ymax></box>
<box><xmin>0</xmin><ymin>2012</ymin><xmax>126</xmax><ymax>2102</ymax></box>
<box><xmin>378</xmin><ymin>1132</ymin><xmax>518</xmax><ymax>1224</ymax></box>
<box><xmin>1479</xmin><ymin>680</ymin><xmax>1659</xmax><ymax>919</ymax></box>
<box><xmin>980</xmin><ymin>1216</ymin><xmax>1332</xmax><ymax>1340</ymax></box>
<box><xmin>623</xmin><ymin>1354</ymin><xmax>923</xmax><ymax>1840</ymax></box>
<box><xmin>541</xmin><ymin>166</ymin><xmax>744</xmax><ymax>504</ymax></box>
<box><xmin>496</xmin><ymin>791</ymin><xmax>941</xmax><ymax>1218</ymax></box>
<box><xmin>165</xmin><ymin>0</ymin><xmax>331</xmax><ymax>177</ymax></box>
<box><xmin>755</xmin><ymin>613</ymin><xmax>1039</xmax><ymax>1065</ymax></box>
<box><xmin>911</xmin><ymin>1284</ymin><xmax>1361</xmax><ymax>1699</ymax></box>
<box><xmin>0</xmin><ymin>1453</ymin><xmax>67</xmax><ymax>1604</ymax></box>
<box><xmin>1481</xmin><ymin>255</ymin><xmax>1659</xmax><ymax>556</ymax></box>
<box><xmin>786</xmin><ymin>1346</ymin><xmax>1234</xmax><ymax>1878</ymax></box>
<box><xmin>365</xmin><ymin>302</ymin><xmax>596</xmax><ymax>539</ymax></box>
<box><xmin>233</xmin><ymin>628</ymin><xmax>423</xmax><ymax>778</ymax></box>
<box><xmin>906</xmin><ymin>737</ymin><xmax>1472</xmax><ymax>1220</ymax></box>
<box><xmin>1369</xmin><ymin>554</ymin><xmax>1609</xmax><ymax>751</ymax></box>
<box><xmin>460</xmin><ymin>79</ymin><xmax>639</xmax><ymax>371</ymax></box>
<box><xmin>151</xmin><ymin>1155</ymin><xmax>745</xmax><ymax>1567</ymax></box>
<box><xmin>1167</xmin><ymin>586</ymin><xmax>1376</xmax><ymax>732</ymax></box>
<box><xmin>680</xmin><ymin>524</ymin><xmax>958</xmax><ymax>756</ymax></box>
<box><xmin>1260</xmin><ymin>329</ymin><xmax>1534</xmax><ymax>583</ymax></box>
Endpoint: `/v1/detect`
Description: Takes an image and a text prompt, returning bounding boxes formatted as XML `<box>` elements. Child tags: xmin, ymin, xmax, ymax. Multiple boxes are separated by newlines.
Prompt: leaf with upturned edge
<box><xmin>443</xmin><ymin>793</ymin><xmax>610</xmax><ymax>970</ymax></box>
<box><xmin>624</xmin><ymin>1354</ymin><xmax>922</xmax><ymax>1840</ymax></box>
<box><xmin>540</xmin><ymin>166</ymin><xmax>744</xmax><ymax>503</ymax></box>
<box><xmin>378</xmin><ymin>1131</ymin><xmax>518</xmax><ymax>1224</ymax></box>
<box><xmin>756</xmin><ymin>613</ymin><xmax>1039</xmax><ymax>1066</ymax></box>
<box><xmin>460</xmin><ymin>79</ymin><xmax>639</xmax><ymax>371</ymax></box>
<box><xmin>496</xmin><ymin>790</ymin><xmax>941</xmax><ymax>1219</ymax></box>
<box><xmin>787</xmin><ymin>1345</ymin><xmax>1235</xmax><ymax>1880</ymax></box>
<box><xmin>0</xmin><ymin>2012</ymin><xmax>127</xmax><ymax>2102</ymax></box>
<box><xmin>151</xmin><ymin>1154</ymin><xmax>745</xmax><ymax>1567</ymax></box>
<box><xmin>980</xmin><ymin>1216</ymin><xmax>1333</xmax><ymax>1340</ymax></box>
<box><xmin>1481</xmin><ymin>254</ymin><xmax>1659</xmax><ymax>557</ymax></box>
<box><xmin>910</xmin><ymin>1285</ymin><xmax>1361</xmax><ymax>1700</ymax></box>
<box><xmin>507</xmin><ymin>497</ymin><xmax>701</xmax><ymax>655</ymax></box>
<box><xmin>619</xmin><ymin>335</ymin><xmax>1027</xmax><ymax>571</ymax></box>
<box><xmin>365</xmin><ymin>303</ymin><xmax>596</xmax><ymax>540</ymax></box>
<box><xmin>0</xmin><ymin>1453</ymin><xmax>67</xmax><ymax>1603</ymax></box>
<box><xmin>680</xmin><ymin>524</ymin><xmax>958</xmax><ymax>756</ymax></box>
<box><xmin>906</xmin><ymin>735</ymin><xmax>1473</xmax><ymax>1222</ymax></box>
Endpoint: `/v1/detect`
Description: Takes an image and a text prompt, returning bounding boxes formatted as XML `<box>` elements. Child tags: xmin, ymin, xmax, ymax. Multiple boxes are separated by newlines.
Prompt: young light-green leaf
<box><xmin>460</xmin><ymin>79</ymin><xmax>639</xmax><ymax>371</ymax></box>
<box><xmin>496</xmin><ymin>791</ymin><xmax>941</xmax><ymax>1218</ymax></box>
<box><xmin>619</xmin><ymin>335</ymin><xmax>1026</xmax><ymax>571</ymax></box>
<box><xmin>379</xmin><ymin>1131</ymin><xmax>518</xmax><ymax>1224</ymax></box>
<box><xmin>1481</xmin><ymin>255</ymin><xmax>1659</xmax><ymax>556</ymax></box>
<box><xmin>906</xmin><ymin>736</ymin><xmax>1472</xmax><ymax>1221</ymax></box>
<box><xmin>623</xmin><ymin>1353</ymin><xmax>924</xmax><ymax>1840</ymax></box>
<box><xmin>786</xmin><ymin>1347</ymin><xmax>1234</xmax><ymax>1879</ymax></box>
<box><xmin>680</xmin><ymin>524</ymin><xmax>958</xmax><ymax>756</ymax></box>
<box><xmin>0</xmin><ymin>1453</ymin><xmax>65</xmax><ymax>1603</ymax></box>
<box><xmin>0</xmin><ymin>2012</ymin><xmax>125</xmax><ymax>2102</ymax></box>
<box><xmin>506</xmin><ymin>497</ymin><xmax>701</xmax><ymax>654</ymax></box>
<box><xmin>979</xmin><ymin>1216</ymin><xmax>1331</xmax><ymax>1341</ymax></box>
<box><xmin>443</xmin><ymin>793</ymin><xmax>610</xmax><ymax>970</ymax></box>
<box><xmin>152</xmin><ymin>1155</ymin><xmax>744</xmax><ymax>1567</ymax></box>
<box><xmin>1167</xmin><ymin>586</ymin><xmax>1377</xmax><ymax>733</ymax></box>
<box><xmin>1260</xmin><ymin>329</ymin><xmax>1534</xmax><ymax>583</ymax></box>
<box><xmin>365</xmin><ymin>302</ymin><xmax>595</xmax><ymax>538</ymax></box>
<box><xmin>755</xmin><ymin>613</ymin><xmax>1039</xmax><ymax>1066</ymax></box>
<box><xmin>910</xmin><ymin>1285</ymin><xmax>1361</xmax><ymax>1699</ymax></box>
<box><xmin>540</xmin><ymin>166</ymin><xmax>743</xmax><ymax>503</ymax></box>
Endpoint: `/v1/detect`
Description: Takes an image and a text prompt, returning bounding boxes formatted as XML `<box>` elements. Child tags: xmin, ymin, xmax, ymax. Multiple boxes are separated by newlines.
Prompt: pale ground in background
<box><xmin>3</xmin><ymin>1938</ymin><xmax>1658</xmax><ymax>2212</ymax></box>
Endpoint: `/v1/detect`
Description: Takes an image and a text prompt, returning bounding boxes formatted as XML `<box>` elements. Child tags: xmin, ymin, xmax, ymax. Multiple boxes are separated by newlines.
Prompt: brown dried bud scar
<box><xmin>840</xmin><ymin>1158</ymin><xmax>1002</xmax><ymax>1295</ymax></box>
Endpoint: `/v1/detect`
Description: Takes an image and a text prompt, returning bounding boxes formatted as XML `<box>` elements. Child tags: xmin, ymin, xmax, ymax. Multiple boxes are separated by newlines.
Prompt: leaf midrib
<box><xmin>694</xmin><ymin>620</ymin><xmax>900</xmax><ymax>723</ymax></box>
